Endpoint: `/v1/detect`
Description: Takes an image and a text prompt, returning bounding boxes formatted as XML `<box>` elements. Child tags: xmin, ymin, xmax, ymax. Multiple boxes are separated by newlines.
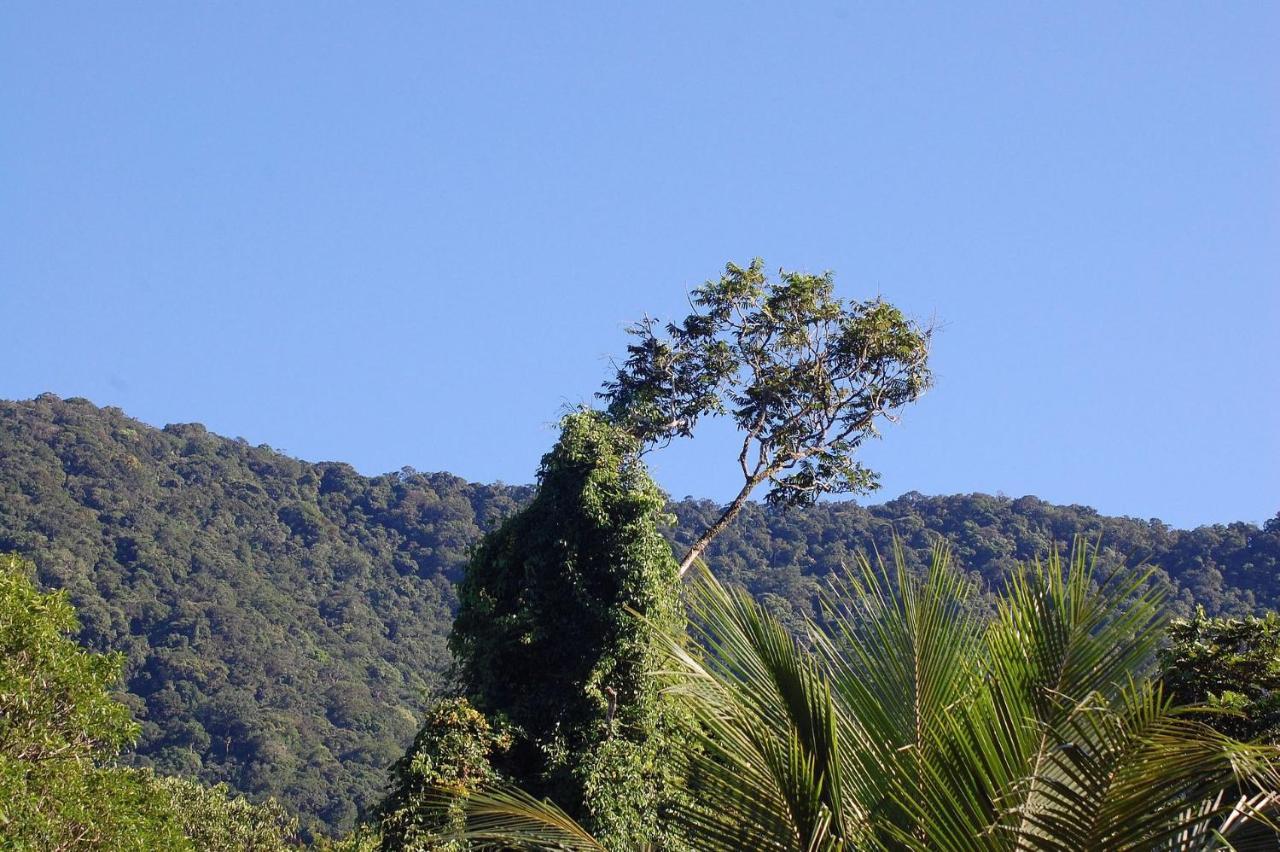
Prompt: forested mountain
<box><xmin>0</xmin><ymin>395</ymin><xmax>527</xmax><ymax>835</ymax></box>
<box><xmin>1</xmin><ymin>394</ymin><xmax>1277</xmax><ymax>836</ymax></box>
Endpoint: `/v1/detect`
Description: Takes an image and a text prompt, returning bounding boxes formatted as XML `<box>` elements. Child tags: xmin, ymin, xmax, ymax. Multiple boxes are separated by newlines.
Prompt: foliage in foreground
<box><xmin>149</xmin><ymin>774</ymin><xmax>300</xmax><ymax>850</ymax></box>
<box><xmin>0</xmin><ymin>552</ymin><xmax>297</xmax><ymax>850</ymax></box>
<box><xmin>447</xmin><ymin>544</ymin><xmax>1280</xmax><ymax>850</ymax></box>
<box><xmin>0</xmin><ymin>552</ymin><xmax>183</xmax><ymax>849</ymax></box>
<box><xmin>372</xmin><ymin>697</ymin><xmax>510</xmax><ymax>850</ymax></box>
<box><xmin>1162</xmin><ymin>609</ymin><xmax>1280</xmax><ymax>744</ymax></box>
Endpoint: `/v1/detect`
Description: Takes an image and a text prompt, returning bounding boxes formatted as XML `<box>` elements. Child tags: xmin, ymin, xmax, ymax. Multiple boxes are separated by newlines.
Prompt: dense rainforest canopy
<box><xmin>1</xmin><ymin>394</ymin><xmax>1276</xmax><ymax>835</ymax></box>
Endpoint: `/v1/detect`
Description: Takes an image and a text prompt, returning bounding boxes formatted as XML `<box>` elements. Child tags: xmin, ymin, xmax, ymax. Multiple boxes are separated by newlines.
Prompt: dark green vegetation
<box><xmin>1161</xmin><ymin>609</ymin><xmax>1280</xmax><ymax>744</ymax></box>
<box><xmin>0</xmin><ymin>553</ymin><xmax>298</xmax><ymax>850</ymax></box>
<box><xmin>457</xmin><ymin>547</ymin><xmax>1280</xmax><ymax>850</ymax></box>
<box><xmin>445</xmin><ymin>411</ymin><xmax>688</xmax><ymax>848</ymax></box>
<box><xmin>1</xmin><ymin>395</ymin><xmax>1277</xmax><ymax>835</ymax></box>
<box><xmin>0</xmin><ymin>394</ymin><xmax>525</xmax><ymax>836</ymax></box>
<box><xmin>671</xmin><ymin>496</ymin><xmax>1280</xmax><ymax>624</ymax></box>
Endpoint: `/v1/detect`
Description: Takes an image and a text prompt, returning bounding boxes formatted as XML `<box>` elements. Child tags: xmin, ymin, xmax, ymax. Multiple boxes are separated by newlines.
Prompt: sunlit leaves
<box><xmin>601</xmin><ymin>259</ymin><xmax>932</xmax><ymax>509</ymax></box>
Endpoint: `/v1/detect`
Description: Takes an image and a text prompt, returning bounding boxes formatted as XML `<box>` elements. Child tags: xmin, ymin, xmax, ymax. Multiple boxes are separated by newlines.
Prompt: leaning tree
<box><xmin>600</xmin><ymin>258</ymin><xmax>932</xmax><ymax>575</ymax></box>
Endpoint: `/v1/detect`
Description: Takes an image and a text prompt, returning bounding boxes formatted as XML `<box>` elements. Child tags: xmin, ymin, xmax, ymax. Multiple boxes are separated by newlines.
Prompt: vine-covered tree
<box><xmin>601</xmin><ymin>259</ymin><xmax>932</xmax><ymax>574</ymax></box>
<box><xmin>442</xmin><ymin>410</ymin><xmax>688</xmax><ymax>848</ymax></box>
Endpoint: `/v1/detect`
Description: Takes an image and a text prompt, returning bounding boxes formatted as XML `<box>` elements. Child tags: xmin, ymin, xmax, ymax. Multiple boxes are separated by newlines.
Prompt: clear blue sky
<box><xmin>3</xmin><ymin>4</ymin><xmax>1277</xmax><ymax>529</ymax></box>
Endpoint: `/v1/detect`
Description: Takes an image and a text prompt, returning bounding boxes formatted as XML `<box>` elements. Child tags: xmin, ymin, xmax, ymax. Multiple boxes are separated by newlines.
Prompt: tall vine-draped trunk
<box><xmin>440</xmin><ymin>410</ymin><xmax>691</xmax><ymax>851</ymax></box>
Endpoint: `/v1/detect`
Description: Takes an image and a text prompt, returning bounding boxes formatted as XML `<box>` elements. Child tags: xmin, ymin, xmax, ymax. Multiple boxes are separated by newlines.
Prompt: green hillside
<box><xmin>0</xmin><ymin>395</ymin><xmax>526</xmax><ymax>834</ymax></box>
<box><xmin>1</xmin><ymin>394</ymin><xmax>1276</xmax><ymax>835</ymax></box>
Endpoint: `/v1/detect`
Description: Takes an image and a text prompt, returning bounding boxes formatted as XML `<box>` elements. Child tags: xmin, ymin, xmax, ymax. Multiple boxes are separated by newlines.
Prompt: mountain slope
<box><xmin>1</xmin><ymin>395</ymin><xmax>1276</xmax><ymax>834</ymax></box>
<box><xmin>0</xmin><ymin>394</ymin><xmax>526</xmax><ymax>834</ymax></box>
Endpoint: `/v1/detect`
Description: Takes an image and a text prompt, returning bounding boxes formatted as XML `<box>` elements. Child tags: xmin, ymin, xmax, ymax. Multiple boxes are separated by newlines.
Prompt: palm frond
<box><xmin>656</xmin><ymin>561</ymin><xmax>855</xmax><ymax>850</ymax></box>
<box><xmin>438</xmin><ymin>785</ymin><xmax>612</xmax><ymax>851</ymax></box>
<box><xmin>435</xmin><ymin>539</ymin><xmax>1280</xmax><ymax>851</ymax></box>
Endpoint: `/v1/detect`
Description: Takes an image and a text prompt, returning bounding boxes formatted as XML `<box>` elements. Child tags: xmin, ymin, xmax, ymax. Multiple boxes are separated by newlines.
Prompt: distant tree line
<box><xmin>0</xmin><ymin>393</ymin><xmax>1276</xmax><ymax>836</ymax></box>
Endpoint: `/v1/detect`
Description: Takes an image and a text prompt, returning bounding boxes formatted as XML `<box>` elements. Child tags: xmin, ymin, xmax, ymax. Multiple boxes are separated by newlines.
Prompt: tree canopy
<box><xmin>601</xmin><ymin>259</ymin><xmax>932</xmax><ymax>574</ymax></box>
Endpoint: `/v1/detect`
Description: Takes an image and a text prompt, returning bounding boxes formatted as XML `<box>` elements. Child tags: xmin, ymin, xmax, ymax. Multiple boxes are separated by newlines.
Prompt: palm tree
<box><xmin>437</xmin><ymin>543</ymin><xmax>1280</xmax><ymax>850</ymax></box>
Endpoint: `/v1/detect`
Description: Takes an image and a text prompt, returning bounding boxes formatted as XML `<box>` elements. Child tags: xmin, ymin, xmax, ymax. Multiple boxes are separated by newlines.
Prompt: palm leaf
<box><xmin>435</xmin><ymin>785</ymin><xmax>611</xmax><ymax>851</ymax></box>
<box><xmin>657</xmin><ymin>561</ymin><xmax>854</xmax><ymax>850</ymax></box>
<box><xmin>437</xmin><ymin>540</ymin><xmax>1280</xmax><ymax>851</ymax></box>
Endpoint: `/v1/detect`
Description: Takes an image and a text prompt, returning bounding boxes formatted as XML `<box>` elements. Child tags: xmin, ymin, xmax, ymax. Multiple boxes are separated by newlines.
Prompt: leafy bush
<box><xmin>1161</xmin><ymin>608</ymin><xmax>1280</xmax><ymax>743</ymax></box>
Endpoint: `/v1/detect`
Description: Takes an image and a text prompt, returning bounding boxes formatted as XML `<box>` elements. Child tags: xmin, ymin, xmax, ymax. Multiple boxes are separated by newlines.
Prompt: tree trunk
<box><xmin>678</xmin><ymin>478</ymin><xmax>759</xmax><ymax>577</ymax></box>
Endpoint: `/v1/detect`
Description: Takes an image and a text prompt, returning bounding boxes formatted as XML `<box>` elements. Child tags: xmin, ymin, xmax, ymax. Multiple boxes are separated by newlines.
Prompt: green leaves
<box><xmin>458</xmin><ymin>541</ymin><xmax>1280</xmax><ymax>850</ymax></box>
<box><xmin>0</xmin><ymin>554</ymin><xmax>145</xmax><ymax>834</ymax></box>
<box><xmin>0</xmin><ymin>554</ymin><xmax>185</xmax><ymax>848</ymax></box>
<box><xmin>1160</xmin><ymin>610</ymin><xmax>1280</xmax><ymax>743</ymax></box>
<box><xmin>667</xmin><ymin>564</ymin><xmax>855</xmax><ymax>850</ymax></box>
<box><xmin>150</xmin><ymin>774</ymin><xmax>301</xmax><ymax>851</ymax></box>
<box><xmin>0</xmin><ymin>554</ymin><xmax>301</xmax><ymax>850</ymax></box>
<box><xmin>441</xmin><ymin>411</ymin><xmax>690</xmax><ymax>849</ymax></box>
<box><xmin>374</xmin><ymin>698</ymin><xmax>512</xmax><ymax>850</ymax></box>
<box><xmin>602</xmin><ymin>259</ymin><xmax>931</xmax><ymax>510</ymax></box>
<box><xmin>0</xmin><ymin>554</ymin><xmax>139</xmax><ymax>766</ymax></box>
<box><xmin>601</xmin><ymin>259</ymin><xmax>931</xmax><ymax>573</ymax></box>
